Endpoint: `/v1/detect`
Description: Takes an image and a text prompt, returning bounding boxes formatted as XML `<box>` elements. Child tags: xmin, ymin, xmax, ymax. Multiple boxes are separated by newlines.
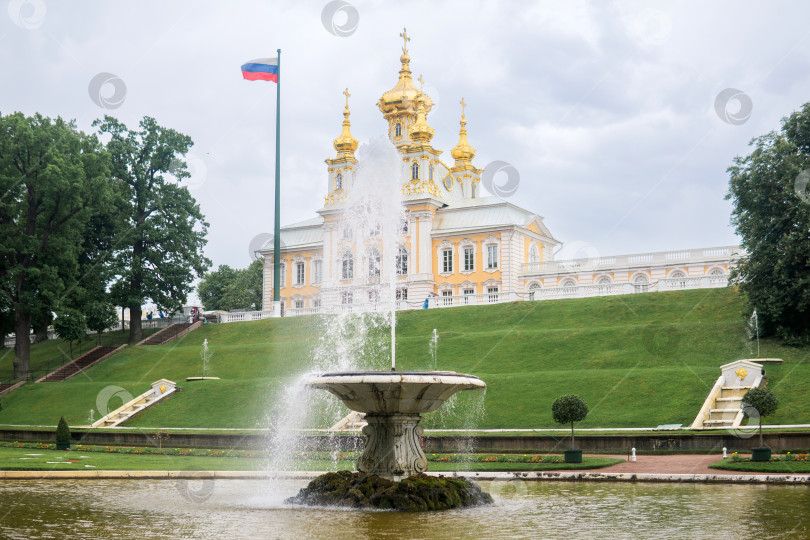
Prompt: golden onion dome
<box><xmin>333</xmin><ymin>88</ymin><xmax>359</xmax><ymax>157</ymax></box>
<box><xmin>451</xmin><ymin>98</ymin><xmax>475</xmax><ymax>163</ymax></box>
<box><xmin>409</xmin><ymin>92</ymin><xmax>434</xmax><ymax>142</ymax></box>
<box><xmin>377</xmin><ymin>29</ymin><xmax>433</xmax><ymax>118</ymax></box>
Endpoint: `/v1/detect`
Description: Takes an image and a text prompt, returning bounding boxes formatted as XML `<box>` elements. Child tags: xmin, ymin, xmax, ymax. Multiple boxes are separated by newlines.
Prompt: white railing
<box><xmin>427</xmin><ymin>292</ymin><xmax>518</xmax><ymax>309</ymax></box>
<box><xmin>521</xmin><ymin>245</ymin><xmax>741</xmax><ymax>276</ymax></box>
<box><xmin>218</xmin><ymin>311</ymin><xmax>275</xmax><ymax>323</ymax></box>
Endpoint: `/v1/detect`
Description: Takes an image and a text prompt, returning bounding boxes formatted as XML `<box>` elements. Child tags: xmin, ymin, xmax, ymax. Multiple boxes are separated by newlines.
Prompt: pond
<box><xmin>0</xmin><ymin>479</ymin><xmax>807</xmax><ymax>538</ymax></box>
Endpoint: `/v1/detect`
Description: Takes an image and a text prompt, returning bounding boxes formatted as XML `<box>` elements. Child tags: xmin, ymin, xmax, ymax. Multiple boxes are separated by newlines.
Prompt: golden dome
<box><xmin>333</xmin><ymin>88</ymin><xmax>359</xmax><ymax>157</ymax></box>
<box><xmin>377</xmin><ymin>28</ymin><xmax>433</xmax><ymax>119</ymax></box>
<box><xmin>409</xmin><ymin>91</ymin><xmax>434</xmax><ymax>143</ymax></box>
<box><xmin>451</xmin><ymin>98</ymin><xmax>476</xmax><ymax>163</ymax></box>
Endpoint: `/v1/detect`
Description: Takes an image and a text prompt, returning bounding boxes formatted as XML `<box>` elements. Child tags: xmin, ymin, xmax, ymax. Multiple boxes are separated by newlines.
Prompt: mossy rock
<box><xmin>286</xmin><ymin>471</ymin><xmax>493</xmax><ymax>511</ymax></box>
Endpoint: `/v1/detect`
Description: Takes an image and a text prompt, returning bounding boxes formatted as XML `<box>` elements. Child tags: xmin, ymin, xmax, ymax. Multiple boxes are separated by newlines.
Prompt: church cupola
<box><xmin>450</xmin><ymin>98</ymin><xmax>476</xmax><ymax>169</ymax></box>
<box><xmin>408</xmin><ymin>87</ymin><xmax>434</xmax><ymax>144</ymax></box>
<box><xmin>378</xmin><ymin>28</ymin><xmax>433</xmax><ymax>149</ymax></box>
<box><xmin>333</xmin><ymin>88</ymin><xmax>359</xmax><ymax>159</ymax></box>
<box><xmin>325</xmin><ymin>88</ymin><xmax>358</xmax><ymax>206</ymax></box>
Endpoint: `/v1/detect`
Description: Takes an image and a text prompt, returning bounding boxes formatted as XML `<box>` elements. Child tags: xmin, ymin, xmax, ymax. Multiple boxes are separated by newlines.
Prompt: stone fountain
<box><xmin>290</xmin><ymin>370</ymin><xmax>491</xmax><ymax>510</ymax></box>
<box><xmin>304</xmin><ymin>370</ymin><xmax>486</xmax><ymax>481</ymax></box>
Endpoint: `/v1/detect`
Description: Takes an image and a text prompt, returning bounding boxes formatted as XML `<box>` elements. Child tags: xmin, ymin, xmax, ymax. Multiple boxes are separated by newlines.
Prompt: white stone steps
<box><xmin>90</xmin><ymin>379</ymin><xmax>177</xmax><ymax>428</ymax></box>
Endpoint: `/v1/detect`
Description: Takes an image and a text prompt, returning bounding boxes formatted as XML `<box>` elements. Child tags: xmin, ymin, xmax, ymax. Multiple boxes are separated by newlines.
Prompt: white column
<box><xmin>418</xmin><ymin>214</ymin><xmax>432</xmax><ymax>275</ymax></box>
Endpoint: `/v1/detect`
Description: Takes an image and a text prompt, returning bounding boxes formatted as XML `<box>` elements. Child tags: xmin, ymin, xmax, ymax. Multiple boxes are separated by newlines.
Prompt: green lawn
<box><xmin>1</xmin><ymin>288</ymin><xmax>808</xmax><ymax>430</ymax></box>
<box><xmin>0</xmin><ymin>326</ymin><xmax>159</xmax><ymax>380</ymax></box>
<box><xmin>709</xmin><ymin>458</ymin><xmax>810</xmax><ymax>473</ymax></box>
<box><xmin>0</xmin><ymin>446</ymin><xmax>621</xmax><ymax>472</ymax></box>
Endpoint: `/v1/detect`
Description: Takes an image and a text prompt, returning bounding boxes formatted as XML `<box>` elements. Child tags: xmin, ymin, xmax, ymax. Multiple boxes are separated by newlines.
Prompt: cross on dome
<box><xmin>400</xmin><ymin>27</ymin><xmax>410</xmax><ymax>53</ymax></box>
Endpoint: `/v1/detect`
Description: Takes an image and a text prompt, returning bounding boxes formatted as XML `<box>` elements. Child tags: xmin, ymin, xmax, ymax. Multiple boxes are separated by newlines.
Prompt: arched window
<box><xmin>336</xmin><ymin>172</ymin><xmax>343</xmax><ymax>190</ymax></box>
<box><xmin>528</xmin><ymin>282</ymin><xmax>541</xmax><ymax>300</ymax></box>
<box><xmin>396</xmin><ymin>247</ymin><xmax>408</xmax><ymax>275</ymax></box>
<box><xmin>561</xmin><ymin>278</ymin><xmax>576</xmax><ymax>287</ymax></box>
<box><xmin>412</xmin><ymin>161</ymin><xmax>419</xmax><ymax>180</ymax></box>
<box><xmin>395</xmin><ymin>123</ymin><xmax>401</xmax><ymax>137</ymax></box>
<box><xmin>429</xmin><ymin>163</ymin><xmax>434</xmax><ymax>181</ymax></box>
<box><xmin>529</xmin><ymin>244</ymin><xmax>540</xmax><ymax>264</ymax></box>
<box><xmin>341</xmin><ymin>252</ymin><xmax>354</xmax><ymax>280</ymax></box>
<box><xmin>471</xmin><ymin>183</ymin><xmax>477</xmax><ymax>198</ymax></box>
<box><xmin>368</xmin><ymin>248</ymin><xmax>381</xmax><ymax>277</ymax></box>
<box><xmin>596</xmin><ymin>276</ymin><xmax>612</xmax><ymax>285</ymax></box>
<box><xmin>632</xmin><ymin>273</ymin><xmax>650</xmax><ymax>293</ymax></box>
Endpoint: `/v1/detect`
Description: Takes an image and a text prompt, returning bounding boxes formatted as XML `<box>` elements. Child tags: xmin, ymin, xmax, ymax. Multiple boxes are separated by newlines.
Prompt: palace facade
<box><xmin>257</xmin><ymin>31</ymin><xmax>739</xmax><ymax>317</ymax></box>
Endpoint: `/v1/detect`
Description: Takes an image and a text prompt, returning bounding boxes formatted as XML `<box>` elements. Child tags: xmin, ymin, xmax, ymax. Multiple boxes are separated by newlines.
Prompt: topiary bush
<box><xmin>55</xmin><ymin>416</ymin><xmax>71</xmax><ymax>450</ymax></box>
<box><xmin>551</xmin><ymin>394</ymin><xmax>589</xmax><ymax>449</ymax></box>
<box><xmin>742</xmin><ymin>387</ymin><xmax>779</xmax><ymax>447</ymax></box>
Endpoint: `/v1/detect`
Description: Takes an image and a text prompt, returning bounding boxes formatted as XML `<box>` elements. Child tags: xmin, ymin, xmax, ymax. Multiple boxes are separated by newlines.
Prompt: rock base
<box><xmin>285</xmin><ymin>471</ymin><xmax>493</xmax><ymax>511</ymax></box>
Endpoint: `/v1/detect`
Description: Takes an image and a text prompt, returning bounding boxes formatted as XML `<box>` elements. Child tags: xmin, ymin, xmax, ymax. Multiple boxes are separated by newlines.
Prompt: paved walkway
<box><xmin>580</xmin><ymin>453</ymin><xmax>769</xmax><ymax>476</ymax></box>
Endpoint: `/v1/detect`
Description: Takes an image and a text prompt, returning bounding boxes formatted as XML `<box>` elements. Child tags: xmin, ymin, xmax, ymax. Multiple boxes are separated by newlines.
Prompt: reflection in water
<box><xmin>0</xmin><ymin>479</ymin><xmax>808</xmax><ymax>539</ymax></box>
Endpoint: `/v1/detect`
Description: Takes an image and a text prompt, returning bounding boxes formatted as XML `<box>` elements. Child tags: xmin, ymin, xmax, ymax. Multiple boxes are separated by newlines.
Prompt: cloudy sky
<box><xmin>3</xmin><ymin>0</ymin><xmax>809</xmax><ymax>280</ymax></box>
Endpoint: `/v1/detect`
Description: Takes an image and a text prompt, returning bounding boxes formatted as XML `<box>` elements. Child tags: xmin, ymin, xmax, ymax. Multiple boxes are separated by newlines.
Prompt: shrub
<box><xmin>742</xmin><ymin>387</ymin><xmax>778</xmax><ymax>447</ymax></box>
<box><xmin>55</xmin><ymin>416</ymin><xmax>71</xmax><ymax>450</ymax></box>
<box><xmin>552</xmin><ymin>394</ymin><xmax>589</xmax><ymax>448</ymax></box>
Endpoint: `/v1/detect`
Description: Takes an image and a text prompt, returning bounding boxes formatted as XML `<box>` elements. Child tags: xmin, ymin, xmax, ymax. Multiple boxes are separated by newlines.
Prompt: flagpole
<box><xmin>273</xmin><ymin>48</ymin><xmax>282</xmax><ymax>316</ymax></box>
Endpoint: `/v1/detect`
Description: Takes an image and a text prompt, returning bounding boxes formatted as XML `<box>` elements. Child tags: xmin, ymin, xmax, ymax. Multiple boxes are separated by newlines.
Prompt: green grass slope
<box><xmin>1</xmin><ymin>288</ymin><xmax>807</xmax><ymax>429</ymax></box>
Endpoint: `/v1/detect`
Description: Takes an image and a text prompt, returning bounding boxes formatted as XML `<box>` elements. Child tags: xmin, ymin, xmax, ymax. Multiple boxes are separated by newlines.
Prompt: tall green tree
<box><xmin>197</xmin><ymin>259</ymin><xmax>263</xmax><ymax>311</ymax></box>
<box><xmin>94</xmin><ymin>116</ymin><xmax>210</xmax><ymax>343</ymax></box>
<box><xmin>0</xmin><ymin>112</ymin><xmax>110</xmax><ymax>379</ymax></box>
<box><xmin>727</xmin><ymin>103</ymin><xmax>810</xmax><ymax>344</ymax></box>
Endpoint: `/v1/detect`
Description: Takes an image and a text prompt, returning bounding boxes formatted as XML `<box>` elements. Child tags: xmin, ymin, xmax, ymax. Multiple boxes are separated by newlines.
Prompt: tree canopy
<box><xmin>94</xmin><ymin>116</ymin><xmax>210</xmax><ymax>343</ymax></box>
<box><xmin>727</xmin><ymin>103</ymin><xmax>810</xmax><ymax>344</ymax></box>
<box><xmin>0</xmin><ymin>112</ymin><xmax>111</xmax><ymax>378</ymax></box>
<box><xmin>742</xmin><ymin>387</ymin><xmax>779</xmax><ymax>447</ymax></box>
<box><xmin>551</xmin><ymin>394</ymin><xmax>588</xmax><ymax>448</ymax></box>
<box><xmin>197</xmin><ymin>260</ymin><xmax>263</xmax><ymax>312</ymax></box>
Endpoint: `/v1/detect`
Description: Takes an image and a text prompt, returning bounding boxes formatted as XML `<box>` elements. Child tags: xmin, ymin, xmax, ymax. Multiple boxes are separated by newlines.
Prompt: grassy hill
<box><xmin>1</xmin><ymin>288</ymin><xmax>808</xmax><ymax>429</ymax></box>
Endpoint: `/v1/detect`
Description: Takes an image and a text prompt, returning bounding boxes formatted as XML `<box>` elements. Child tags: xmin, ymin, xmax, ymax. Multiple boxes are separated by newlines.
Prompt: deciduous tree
<box><xmin>0</xmin><ymin>112</ymin><xmax>110</xmax><ymax>378</ymax></box>
<box><xmin>727</xmin><ymin>103</ymin><xmax>810</xmax><ymax>343</ymax></box>
<box><xmin>95</xmin><ymin>116</ymin><xmax>210</xmax><ymax>343</ymax></box>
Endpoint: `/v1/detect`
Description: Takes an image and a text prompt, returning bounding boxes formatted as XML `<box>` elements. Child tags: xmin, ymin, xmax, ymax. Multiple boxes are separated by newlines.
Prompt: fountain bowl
<box><xmin>303</xmin><ymin>370</ymin><xmax>486</xmax><ymax>482</ymax></box>
<box><xmin>303</xmin><ymin>371</ymin><xmax>486</xmax><ymax>414</ymax></box>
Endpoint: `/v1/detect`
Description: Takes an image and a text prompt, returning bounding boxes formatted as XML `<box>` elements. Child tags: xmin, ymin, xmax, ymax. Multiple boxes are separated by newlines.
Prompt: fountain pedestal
<box><xmin>358</xmin><ymin>414</ymin><xmax>427</xmax><ymax>480</ymax></box>
<box><xmin>304</xmin><ymin>371</ymin><xmax>486</xmax><ymax>481</ymax></box>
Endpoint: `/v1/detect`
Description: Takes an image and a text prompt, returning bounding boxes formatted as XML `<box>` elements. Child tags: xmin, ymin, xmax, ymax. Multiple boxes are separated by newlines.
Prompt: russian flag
<box><xmin>241</xmin><ymin>58</ymin><xmax>278</xmax><ymax>82</ymax></box>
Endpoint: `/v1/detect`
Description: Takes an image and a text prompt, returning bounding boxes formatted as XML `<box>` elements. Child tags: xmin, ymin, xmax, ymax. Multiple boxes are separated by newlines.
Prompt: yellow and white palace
<box><xmin>254</xmin><ymin>31</ymin><xmax>740</xmax><ymax>319</ymax></box>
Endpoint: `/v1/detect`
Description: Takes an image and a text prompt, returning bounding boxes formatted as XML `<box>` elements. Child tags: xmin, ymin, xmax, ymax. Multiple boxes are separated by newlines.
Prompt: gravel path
<box><xmin>574</xmin><ymin>453</ymin><xmax>771</xmax><ymax>475</ymax></box>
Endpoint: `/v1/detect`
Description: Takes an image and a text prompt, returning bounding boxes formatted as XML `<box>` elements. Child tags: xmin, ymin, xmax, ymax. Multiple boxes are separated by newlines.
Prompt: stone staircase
<box><xmin>36</xmin><ymin>345</ymin><xmax>126</xmax><ymax>383</ymax></box>
<box><xmin>90</xmin><ymin>379</ymin><xmax>177</xmax><ymax>428</ymax></box>
<box><xmin>691</xmin><ymin>359</ymin><xmax>764</xmax><ymax>430</ymax></box>
<box><xmin>137</xmin><ymin>322</ymin><xmax>201</xmax><ymax>346</ymax></box>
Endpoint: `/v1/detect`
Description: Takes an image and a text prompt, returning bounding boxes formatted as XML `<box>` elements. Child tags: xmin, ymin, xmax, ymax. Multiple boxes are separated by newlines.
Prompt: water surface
<box><xmin>0</xmin><ymin>479</ymin><xmax>807</xmax><ymax>539</ymax></box>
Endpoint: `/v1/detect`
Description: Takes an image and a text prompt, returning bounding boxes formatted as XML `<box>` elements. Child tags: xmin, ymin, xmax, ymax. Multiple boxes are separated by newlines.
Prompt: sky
<box><xmin>2</xmin><ymin>0</ymin><xmax>809</xmax><ymax>286</ymax></box>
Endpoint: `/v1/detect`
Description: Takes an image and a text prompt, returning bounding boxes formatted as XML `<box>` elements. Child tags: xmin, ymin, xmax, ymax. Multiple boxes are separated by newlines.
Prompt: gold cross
<box><xmin>343</xmin><ymin>88</ymin><xmax>351</xmax><ymax>108</ymax></box>
<box><xmin>460</xmin><ymin>97</ymin><xmax>467</xmax><ymax>117</ymax></box>
<box><xmin>400</xmin><ymin>27</ymin><xmax>410</xmax><ymax>52</ymax></box>
<box><xmin>418</xmin><ymin>74</ymin><xmax>424</xmax><ymax>93</ymax></box>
